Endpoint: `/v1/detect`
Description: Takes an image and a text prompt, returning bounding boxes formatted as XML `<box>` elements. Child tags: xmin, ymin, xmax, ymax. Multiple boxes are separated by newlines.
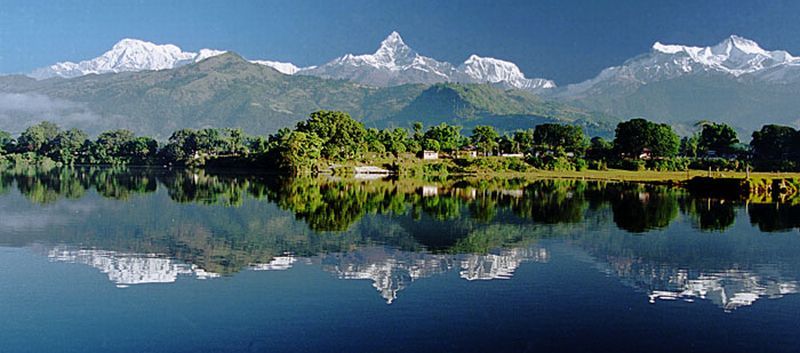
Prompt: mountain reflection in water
<box><xmin>1</xmin><ymin>166</ymin><xmax>800</xmax><ymax>311</ymax></box>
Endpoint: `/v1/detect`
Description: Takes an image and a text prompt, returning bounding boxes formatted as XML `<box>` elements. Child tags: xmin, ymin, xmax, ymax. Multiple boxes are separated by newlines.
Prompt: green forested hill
<box><xmin>0</xmin><ymin>53</ymin><xmax>616</xmax><ymax>137</ymax></box>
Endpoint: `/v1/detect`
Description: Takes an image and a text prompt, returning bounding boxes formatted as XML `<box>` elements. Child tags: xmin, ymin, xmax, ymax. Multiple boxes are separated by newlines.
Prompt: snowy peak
<box><xmin>325</xmin><ymin>31</ymin><xmax>420</xmax><ymax>70</ymax></box>
<box><xmin>195</xmin><ymin>49</ymin><xmax>228</xmax><ymax>62</ymax></box>
<box><xmin>29</xmin><ymin>39</ymin><xmax>226</xmax><ymax>79</ymax></box>
<box><xmin>714</xmin><ymin>35</ymin><xmax>768</xmax><ymax>56</ymax></box>
<box><xmin>302</xmin><ymin>31</ymin><xmax>555</xmax><ymax>91</ymax></box>
<box><xmin>379</xmin><ymin>31</ymin><xmax>409</xmax><ymax>52</ymax></box>
<box><xmin>460</xmin><ymin>55</ymin><xmax>526</xmax><ymax>82</ymax></box>
<box><xmin>648</xmin><ymin>35</ymin><xmax>798</xmax><ymax>77</ymax></box>
<box><xmin>374</xmin><ymin>31</ymin><xmax>415</xmax><ymax>63</ymax></box>
<box><xmin>459</xmin><ymin>54</ymin><xmax>556</xmax><ymax>90</ymax></box>
<box><xmin>251</xmin><ymin>60</ymin><xmax>302</xmax><ymax>75</ymax></box>
<box><xmin>561</xmin><ymin>34</ymin><xmax>800</xmax><ymax>98</ymax></box>
<box><xmin>28</xmin><ymin>32</ymin><xmax>557</xmax><ymax>92</ymax></box>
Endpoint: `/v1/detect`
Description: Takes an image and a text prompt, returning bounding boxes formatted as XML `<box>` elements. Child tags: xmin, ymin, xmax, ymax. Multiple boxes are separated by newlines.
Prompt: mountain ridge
<box><xmin>26</xmin><ymin>32</ymin><xmax>557</xmax><ymax>93</ymax></box>
<box><xmin>3</xmin><ymin>53</ymin><xmax>612</xmax><ymax>137</ymax></box>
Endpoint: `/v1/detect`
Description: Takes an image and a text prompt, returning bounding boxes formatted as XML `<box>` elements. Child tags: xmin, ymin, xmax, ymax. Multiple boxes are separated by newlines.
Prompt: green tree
<box><xmin>423</xmin><ymin>123</ymin><xmax>462</xmax><ymax>152</ymax></box>
<box><xmin>123</xmin><ymin>137</ymin><xmax>159</xmax><ymax>164</ymax></box>
<box><xmin>45</xmin><ymin>128</ymin><xmax>88</xmax><ymax>164</ymax></box>
<box><xmin>379</xmin><ymin>128</ymin><xmax>409</xmax><ymax>156</ymax></box>
<box><xmin>364</xmin><ymin>128</ymin><xmax>385</xmax><ymax>154</ymax></box>
<box><xmin>222</xmin><ymin>128</ymin><xmax>248</xmax><ymax>155</ymax></box>
<box><xmin>750</xmin><ymin>125</ymin><xmax>798</xmax><ymax>169</ymax></box>
<box><xmin>513</xmin><ymin>129</ymin><xmax>535</xmax><ymax>153</ymax></box>
<box><xmin>271</xmin><ymin>131</ymin><xmax>324</xmax><ymax>174</ymax></box>
<box><xmin>161</xmin><ymin>128</ymin><xmax>197</xmax><ymax>162</ymax></box>
<box><xmin>498</xmin><ymin>135</ymin><xmax>515</xmax><ymax>154</ymax></box>
<box><xmin>586</xmin><ymin>136</ymin><xmax>613</xmax><ymax>161</ymax></box>
<box><xmin>698</xmin><ymin>123</ymin><xmax>739</xmax><ymax>156</ymax></box>
<box><xmin>470</xmin><ymin>125</ymin><xmax>499</xmax><ymax>156</ymax></box>
<box><xmin>422</xmin><ymin>138</ymin><xmax>440</xmax><ymax>152</ymax></box>
<box><xmin>0</xmin><ymin>130</ymin><xmax>13</xmax><ymax>153</ymax></box>
<box><xmin>295</xmin><ymin>110</ymin><xmax>366</xmax><ymax>160</ymax></box>
<box><xmin>93</xmin><ymin>129</ymin><xmax>136</xmax><ymax>162</ymax></box>
<box><xmin>679</xmin><ymin>135</ymin><xmax>699</xmax><ymax>158</ymax></box>
<box><xmin>412</xmin><ymin>122</ymin><xmax>424</xmax><ymax>143</ymax></box>
<box><xmin>614</xmin><ymin>118</ymin><xmax>679</xmax><ymax>158</ymax></box>
<box><xmin>17</xmin><ymin>121</ymin><xmax>60</xmax><ymax>153</ymax></box>
<box><xmin>533</xmin><ymin>123</ymin><xmax>587</xmax><ymax>156</ymax></box>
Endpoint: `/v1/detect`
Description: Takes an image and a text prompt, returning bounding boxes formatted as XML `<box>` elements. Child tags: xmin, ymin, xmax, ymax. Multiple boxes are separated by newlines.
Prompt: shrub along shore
<box><xmin>3</xmin><ymin>110</ymin><xmax>800</xmax><ymax>181</ymax></box>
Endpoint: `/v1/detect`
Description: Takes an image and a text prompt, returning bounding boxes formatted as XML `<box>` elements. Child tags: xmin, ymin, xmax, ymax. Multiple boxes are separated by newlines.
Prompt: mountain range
<box><xmin>4</xmin><ymin>32</ymin><xmax>800</xmax><ymax>138</ymax></box>
<box><xmin>27</xmin><ymin>32</ymin><xmax>556</xmax><ymax>93</ymax></box>
<box><xmin>552</xmin><ymin>35</ymin><xmax>800</xmax><ymax>132</ymax></box>
<box><xmin>0</xmin><ymin>52</ymin><xmax>611</xmax><ymax>138</ymax></box>
<box><xmin>296</xmin><ymin>32</ymin><xmax>556</xmax><ymax>92</ymax></box>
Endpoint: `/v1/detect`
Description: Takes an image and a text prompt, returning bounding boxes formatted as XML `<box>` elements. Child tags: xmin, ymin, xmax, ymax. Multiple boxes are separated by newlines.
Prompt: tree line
<box><xmin>2</xmin><ymin>110</ymin><xmax>799</xmax><ymax>173</ymax></box>
<box><xmin>4</xmin><ymin>166</ymin><xmax>799</xmax><ymax>234</ymax></box>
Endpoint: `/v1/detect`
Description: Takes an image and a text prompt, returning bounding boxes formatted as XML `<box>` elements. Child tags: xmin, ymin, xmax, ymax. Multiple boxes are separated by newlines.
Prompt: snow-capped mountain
<box><xmin>27</xmin><ymin>32</ymin><xmax>555</xmax><ymax>92</ymax></box>
<box><xmin>250</xmin><ymin>60</ymin><xmax>303</xmax><ymax>75</ymax></box>
<box><xmin>298</xmin><ymin>32</ymin><xmax>555</xmax><ymax>92</ymax></box>
<box><xmin>552</xmin><ymin>35</ymin><xmax>800</xmax><ymax>132</ymax></box>
<box><xmin>458</xmin><ymin>55</ymin><xmax>556</xmax><ymax>90</ymax></box>
<box><xmin>299</xmin><ymin>31</ymin><xmax>460</xmax><ymax>87</ymax></box>
<box><xmin>560</xmin><ymin>35</ymin><xmax>800</xmax><ymax>97</ymax></box>
<box><xmin>30</xmin><ymin>39</ymin><xmax>226</xmax><ymax>79</ymax></box>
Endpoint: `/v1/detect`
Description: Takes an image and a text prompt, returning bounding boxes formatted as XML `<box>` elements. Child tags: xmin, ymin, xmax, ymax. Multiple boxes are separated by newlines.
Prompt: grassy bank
<box><xmin>327</xmin><ymin>154</ymin><xmax>800</xmax><ymax>183</ymax></box>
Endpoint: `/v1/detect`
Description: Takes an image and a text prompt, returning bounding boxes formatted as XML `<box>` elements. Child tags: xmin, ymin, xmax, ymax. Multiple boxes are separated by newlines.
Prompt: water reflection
<box><xmin>47</xmin><ymin>246</ymin><xmax>219</xmax><ymax>287</ymax></box>
<box><xmin>322</xmin><ymin>246</ymin><xmax>548</xmax><ymax>304</ymax></box>
<box><xmin>1</xmin><ymin>166</ymin><xmax>799</xmax><ymax>310</ymax></box>
<box><xmin>598</xmin><ymin>254</ymin><xmax>799</xmax><ymax>312</ymax></box>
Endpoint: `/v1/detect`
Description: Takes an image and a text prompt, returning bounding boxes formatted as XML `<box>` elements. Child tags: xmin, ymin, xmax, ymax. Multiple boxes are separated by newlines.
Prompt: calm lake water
<box><xmin>0</xmin><ymin>167</ymin><xmax>799</xmax><ymax>353</ymax></box>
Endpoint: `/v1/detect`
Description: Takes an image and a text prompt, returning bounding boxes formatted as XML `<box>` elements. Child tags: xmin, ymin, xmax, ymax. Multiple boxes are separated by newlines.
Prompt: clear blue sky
<box><xmin>1</xmin><ymin>0</ymin><xmax>799</xmax><ymax>84</ymax></box>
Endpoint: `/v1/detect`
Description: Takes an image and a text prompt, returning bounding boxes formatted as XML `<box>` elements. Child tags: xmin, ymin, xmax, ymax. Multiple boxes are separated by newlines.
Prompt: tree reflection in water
<box><xmin>1</xmin><ymin>166</ymin><xmax>799</xmax><ymax>307</ymax></box>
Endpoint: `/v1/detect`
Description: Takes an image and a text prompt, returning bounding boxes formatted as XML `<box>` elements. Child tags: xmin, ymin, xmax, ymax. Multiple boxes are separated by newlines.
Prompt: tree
<box><xmin>751</xmin><ymin>125</ymin><xmax>798</xmax><ymax>168</ymax></box>
<box><xmin>0</xmin><ymin>130</ymin><xmax>13</xmax><ymax>153</ymax></box>
<box><xmin>45</xmin><ymin>128</ymin><xmax>88</xmax><ymax>164</ymax></box>
<box><xmin>364</xmin><ymin>128</ymin><xmax>385</xmax><ymax>154</ymax></box>
<box><xmin>513</xmin><ymin>129</ymin><xmax>535</xmax><ymax>153</ymax></box>
<box><xmin>222</xmin><ymin>128</ymin><xmax>248</xmax><ymax>155</ymax></box>
<box><xmin>271</xmin><ymin>131</ymin><xmax>323</xmax><ymax>174</ymax></box>
<box><xmin>533</xmin><ymin>123</ymin><xmax>587</xmax><ymax>156</ymax></box>
<box><xmin>422</xmin><ymin>139</ymin><xmax>440</xmax><ymax>152</ymax></box>
<box><xmin>296</xmin><ymin>110</ymin><xmax>366</xmax><ymax>160</ymax></box>
<box><xmin>17</xmin><ymin>121</ymin><xmax>60</xmax><ymax>153</ymax></box>
<box><xmin>94</xmin><ymin>129</ymin><xmax>136</xmax><ymax>160</ymax></box>
<box><xmin>698</xmin><ymin>123</ymin><xmax>739</xmax><ymax>156</ymax></box>
<box><xmin>162</xmin><ymin>128</ymin><xmax>197</xmax><ymax>162</ymax></box>
<box><xmin>470</xmin><ymin>125</ymin><xmax>499</xmax><ymax>156</ymax></box>
<box><xmin>679</xmin><ymin>135</ymin><xmax>699</xmax><ymax>158</ymax></box>
<box><xmin>614</xmin><ymin>118</ymin><xmax>679</xmax><ymax>158</ymax></box>
<box><xmin>423</xmin><ymin>123</ymin><xmax>462</xmax><ymax>152</ymax></box>
<box><xmin>498</xmin><ymin>135</ymin><xmax>515</xmax><ymax>154</ymax></box>
<box><xmin>379</xmin><ymin>128</ymin><xmax>409</xmax><ymax>156</ymax></box>
<box><xmin>123</xmin><ymin>137</ymin><xmax>159</xmax><ymax>164</ymax></box>
<box><xmin>586</xmin><ymin>137</ymin><xmax>613</xmax><ymax>161</ymax></box>
<box><xmin>412</xmin><ymin>122</ymin><xmax>424</xmax><ymax>143</ymax></box>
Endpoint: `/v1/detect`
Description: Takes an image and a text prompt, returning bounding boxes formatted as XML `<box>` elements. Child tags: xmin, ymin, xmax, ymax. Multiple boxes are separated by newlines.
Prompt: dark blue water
<box><xmin>0</xmin><ymin>169</ymin><xmax>798</xmax><ymax>352</ymax></box>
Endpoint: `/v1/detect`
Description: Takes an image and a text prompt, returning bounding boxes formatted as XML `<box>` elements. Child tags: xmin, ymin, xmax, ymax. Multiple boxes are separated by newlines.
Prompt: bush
<box><xmin>613</xmin><ymin>159</ymin><xmax>646</xmax><ymax>171</ymax></box>
<box><xmin>690</xmin><ymin>158</ymin><xmax>746</xmax><ymax>172</ymax></box>
<box><xmin>527</xmin><ymin>155</ymin><xmax>579</xmax><ymax>171</ymax></box>
<box><xmin>589</xmin><ymin>160</ymin><xmax>608</xmax><ymax>171</ymax></box>
<box><xmin>574</xmin><ymin>158</ymin><xmax>588</xmax><ymax>171</ymax></box>
<box><xmin>646</xmin><ymin>157</ymin><xmax>690</xmax><ymax>171</ymax></box>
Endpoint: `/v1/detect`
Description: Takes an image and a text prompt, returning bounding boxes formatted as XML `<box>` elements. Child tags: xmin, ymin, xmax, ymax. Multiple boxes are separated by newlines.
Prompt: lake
<box><xmin>0</xmin><ymin>167</ymin><xmax>799</xmax><ymax>353</ymax></box>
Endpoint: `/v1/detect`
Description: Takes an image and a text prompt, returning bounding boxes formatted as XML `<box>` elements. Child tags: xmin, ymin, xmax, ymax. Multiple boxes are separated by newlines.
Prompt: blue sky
<box><xmin>1</xmin><ymin>0</ymin><xmax>799</xmax><ymax>84</ymax></box>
